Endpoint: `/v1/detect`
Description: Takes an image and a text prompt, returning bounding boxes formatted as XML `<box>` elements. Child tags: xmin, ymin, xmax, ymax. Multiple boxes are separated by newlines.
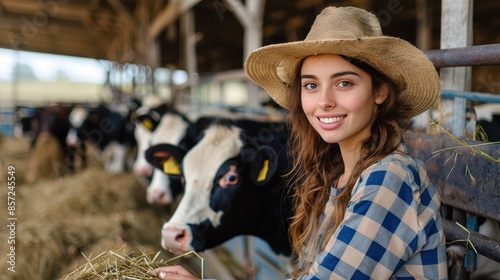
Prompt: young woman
<box><xmin>156</xmin><ymin>6</ymin><xmax>448</xmax><ymax>279</ymax></box>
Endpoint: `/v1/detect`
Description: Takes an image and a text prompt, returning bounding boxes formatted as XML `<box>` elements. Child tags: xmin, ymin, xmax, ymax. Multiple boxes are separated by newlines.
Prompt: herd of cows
<box><xmin>12</xmin><ymin>95</ymin><xmax>500</xmax><ymax>278</ymax></box>
<box><xmin>13</xmin><ymin>94</ymin><xmax>294</xmax><ymax>258</ymax></box>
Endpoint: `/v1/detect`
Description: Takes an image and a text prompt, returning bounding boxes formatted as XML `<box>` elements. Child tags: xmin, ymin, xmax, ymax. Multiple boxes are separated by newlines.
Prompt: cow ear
<box><xmin>145</xmin><ymin>144</ymin><xmax>186</xmax><ymax>175</ymax></box>
<box><xmin>136</xmin><ymin>113</ymin><xmax>160</xmax><ymax>132</ymax></box>
<box><xmin>249</xmin><ymin>145</ymin><xmax>279</xmax><ymax>186</ymax></box>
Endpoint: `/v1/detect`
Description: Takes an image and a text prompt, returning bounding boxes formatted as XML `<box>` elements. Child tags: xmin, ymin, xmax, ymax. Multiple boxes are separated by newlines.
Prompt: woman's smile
<box><xmin>301</xmin><ymin>54</ymin><xmax>385</xmax><ymax>146</ymax></box>
<box><xmin>318</xmin><ymin>116</ymin><xmax>345</xmax><ymax>124</ymax></box>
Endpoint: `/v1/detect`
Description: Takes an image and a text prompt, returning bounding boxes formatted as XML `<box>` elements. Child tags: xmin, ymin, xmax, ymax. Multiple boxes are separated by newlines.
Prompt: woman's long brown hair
<box><xmin>286</xmin><ymin>55</ymin><xmax>413</xmax><ymax>278</ymax></box>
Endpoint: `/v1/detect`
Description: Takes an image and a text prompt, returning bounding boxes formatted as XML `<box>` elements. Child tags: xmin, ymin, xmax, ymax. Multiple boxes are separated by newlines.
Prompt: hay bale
<box><xmin>0</xmin><ymin>136</ymin><xmax>31</xmax><ymax>184</ymax></box>
<box><xmin>17</xmin><ymin>167</ymin><xmax>150</xmax><ymax>220</ymax></box>
<box><xmin>0</xmin><ymin>163</ymin><xmax>171</xmax><ymax>280</ymax></box>
<box><xmin>27</xmin><ymin>131</ymin><xmax>65</xmax><ymax>182</ymax></box>
<box><xmin>0</xmin><ymin>135</ymin><xmax>180</xmax><ymax>280</ymax></box>
<box><xmin>0</xmin><ymin>215</ymin><xmax>121</xmax><ymax>280</ymax></box>
<box><xmin>0</xmin><ymin>207</ymin><xmax>168</xmax><ymax>280</ymax></box>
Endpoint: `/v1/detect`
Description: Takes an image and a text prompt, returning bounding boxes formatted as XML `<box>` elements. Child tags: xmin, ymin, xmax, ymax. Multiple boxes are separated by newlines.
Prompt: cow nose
<box><xmin>161</xmin><ymin>224</ymin><xmax>192</xmax><ymax>253</ymax></box>
<box><xmin>134</xmin><ymin>165</ymin><xmax>153</xmax><ymax>176</ymax></box>
<box><xmin>66</xmin><ymin>136</ymin><xmax>80</xmax><ymax>147</ymax></box>
<box><xmin>147</xmin><ymin>189</ymin><xmax>172</xmax><ymax>205</ymax></box>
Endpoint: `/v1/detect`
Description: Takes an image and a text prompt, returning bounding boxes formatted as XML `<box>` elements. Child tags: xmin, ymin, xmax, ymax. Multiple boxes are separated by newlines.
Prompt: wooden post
<box><xmin>440</xmin><ymin>3</ymin><xmax>474</xmax><ymax>279</ymax></box>
<box><xmin>439</xmin><ymin>0</ymin><xmax>473</xmax><ymax>138</ymax></box>
<box><xmin>412</xmin><ymin>0</ymin><xmax>433</xmax><ymax>132</ymax></box>
<box><xmin>180</xmin><ymin>10</ymin><xmax>199</xmax><ymax>109</ymax></box>
<box><xmin>244</xmin><ymin>0</ymin><xmax>265</xmax><ymax>109</ymax></box>
<box><xmin>223</xmin><ymin>0</ymin><xmax>266</xmax><ymax>109</ymax></box>
<box><xmin>416</xmin><ymin>0</ymin><xmax>432</xmax><ymax>51</ymax></box>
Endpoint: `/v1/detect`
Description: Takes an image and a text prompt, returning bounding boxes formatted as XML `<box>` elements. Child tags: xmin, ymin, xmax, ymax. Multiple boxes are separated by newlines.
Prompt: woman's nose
<box><xmin>318</xmin><ymin>89</ymin><xmax>335</xmax><ymax>109</ymax></box>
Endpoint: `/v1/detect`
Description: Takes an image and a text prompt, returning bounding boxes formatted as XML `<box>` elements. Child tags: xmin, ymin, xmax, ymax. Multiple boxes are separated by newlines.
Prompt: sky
<box><xmin>0</xmin><ymin>47</ymin><xmax>107</xmax><ymax>83</ymax></box>
<box><xmin>0</xmin><ymin>48</ymin><xmax>188</xmax><ymax>85</ymax></box>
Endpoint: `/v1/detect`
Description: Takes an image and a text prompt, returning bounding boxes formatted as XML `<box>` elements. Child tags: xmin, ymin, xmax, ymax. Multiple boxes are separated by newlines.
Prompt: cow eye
<box><xmin>226</xmin><ymin>174</ymin><xmax>237</xmax><ymax>184</ymax></box>
<box><xmin>218</xmin><ymin>166</ymin><xmax>239</xmax><ymax>188</ymax></box>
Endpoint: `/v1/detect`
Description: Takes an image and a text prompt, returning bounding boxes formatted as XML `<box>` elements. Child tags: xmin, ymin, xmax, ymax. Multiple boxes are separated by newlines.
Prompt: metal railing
<box><xmin>423</xmin><ymin>43</ymin><xmax>500</xmax><ymax>279</ymax></box>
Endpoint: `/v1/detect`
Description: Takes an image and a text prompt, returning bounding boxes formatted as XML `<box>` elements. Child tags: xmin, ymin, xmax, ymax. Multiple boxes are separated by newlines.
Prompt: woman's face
<box><xmin>300</xmin><ymin>54</ymin><xmax>387</xmax><ymax>148</ymax></box>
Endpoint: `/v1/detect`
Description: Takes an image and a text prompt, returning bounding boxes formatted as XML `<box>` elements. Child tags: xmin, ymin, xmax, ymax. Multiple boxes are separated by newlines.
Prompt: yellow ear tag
<box><xmin>163</xmin><ymin>157</ymin><xmax>181</xmax><ymax>175</ymax></box>
<box><xmin>142</xmin><ymin>118</ymin><xmax>153</xmax><ymax>131</ymax></box>
<box><xmin>257</xmin><ymin>159</ymin><xmax>270</xmax><ymax>182</ymax></box>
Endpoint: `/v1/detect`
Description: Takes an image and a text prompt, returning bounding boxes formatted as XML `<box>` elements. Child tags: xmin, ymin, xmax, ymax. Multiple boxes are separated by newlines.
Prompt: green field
<box><xmin>0</xmin><ymin>80</ymin><xmax>109</xmax><ymax>106</ymax></box>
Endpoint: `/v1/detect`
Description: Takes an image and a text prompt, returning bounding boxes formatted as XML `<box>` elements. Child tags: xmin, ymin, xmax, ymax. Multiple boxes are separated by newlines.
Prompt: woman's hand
<box><xmin>154</xmin><ymin>265</ymin><xmax>200</xmax><ymax>280</ymax></box>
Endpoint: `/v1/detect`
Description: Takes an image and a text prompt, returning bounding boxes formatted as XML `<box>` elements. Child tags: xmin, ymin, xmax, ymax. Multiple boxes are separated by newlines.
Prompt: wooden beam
<box><xmin>147</xmin><ymin>0</ymin><xmax>200</xmax><ymax>41</ymax></box>
<box><xmin>79</xmin><ymin>0</ymin><xmax>115</xmax><ymax>38</ymax></box>
<box><xmin>1</xmin><ymin>0</ymin><xmax>89</xmax><ymax>21</ymax></box>
<box><xmin>106</xmin><ymin>0</ymin><xmax>137</xmax><ymax>31</ymax></box>
<box><xmin>0</xmin><ymin>16</ymin><xmax>113</xmax><ymax>54</ymax></box>
<box><xmin>223</xmin><ymin>0</ymin><xmax>250</xmax><ymax>28</ymax></box>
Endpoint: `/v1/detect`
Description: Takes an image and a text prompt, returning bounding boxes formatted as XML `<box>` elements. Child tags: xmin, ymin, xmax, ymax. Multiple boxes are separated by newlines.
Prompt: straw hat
<box><xmin>244</xmin><ymin>6</ymin><xmax>440</xmax><ymax>116</ymax></box>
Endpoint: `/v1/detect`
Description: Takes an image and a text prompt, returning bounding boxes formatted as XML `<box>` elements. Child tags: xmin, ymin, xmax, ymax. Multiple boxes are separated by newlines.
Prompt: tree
<box><xmin>54</xmin><ymin>69</ymin><xmax>70</xmax><ymax>81</ymax></box>
<box><xmin>12</xmin><ymin>62</ymin><xmax>37</xmax><ymax>81</ymax></box>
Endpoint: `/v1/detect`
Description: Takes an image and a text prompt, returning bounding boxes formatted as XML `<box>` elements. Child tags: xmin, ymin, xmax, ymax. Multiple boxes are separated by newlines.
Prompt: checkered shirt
<box><xmin>298</xmin><ymin>147</ymin><xmax>448</xmax><ymax>279</ymax></box>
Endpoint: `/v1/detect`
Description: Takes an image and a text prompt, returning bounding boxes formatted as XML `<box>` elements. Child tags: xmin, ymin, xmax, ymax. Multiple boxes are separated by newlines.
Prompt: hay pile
<box><xmin>0</xmin><ymin>136</ymin><xmax>200</xmax><ymax>280</ymax></box>
<box><xmin>64</xmin><ymin>247</ymin><xmax>204</xmax><ymax>280</ymax></box>
<box><xmin>0</xmin><ymin>136</ymin><xmax>203</xmax><ymax>280</ymax></box>
<box><xmin>0</xmin><ymin>135</ymin><xmax>31</xmax><ymax>184</ymax></box>
<box><xmin>27</xmin><ymin>131</ymin><xmax>65</xmax><ymax>182</ymax></box>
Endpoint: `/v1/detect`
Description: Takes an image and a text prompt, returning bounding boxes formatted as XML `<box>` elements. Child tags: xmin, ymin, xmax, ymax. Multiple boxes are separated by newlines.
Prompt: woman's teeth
<box><xmin>319</xmin><ymin>116</ymin><xmax>344</xmax><ymax>124</ymax></box>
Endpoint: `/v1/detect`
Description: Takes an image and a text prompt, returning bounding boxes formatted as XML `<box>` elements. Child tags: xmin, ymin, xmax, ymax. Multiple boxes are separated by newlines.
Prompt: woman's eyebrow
<box><xmin>300</xmin><ymin>71</ymin><xmax>360</xmax><ymax>80</ymax></box>
<box><xmin>331</xmin><ymin>71</ymin><xmax>360</xmax><ymax>78</ymax></box>
<box><xmin>301</xmin><ymin>74</ymin><xmax>316</xmax><ymax>79</ymax></box>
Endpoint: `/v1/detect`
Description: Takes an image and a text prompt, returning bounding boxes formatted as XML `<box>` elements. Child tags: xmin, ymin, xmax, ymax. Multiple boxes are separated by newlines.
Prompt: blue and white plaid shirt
<box><xmin>299</xmin><ymin>145</ymin><xmax>448</xmax><ymax>279</ymax></box>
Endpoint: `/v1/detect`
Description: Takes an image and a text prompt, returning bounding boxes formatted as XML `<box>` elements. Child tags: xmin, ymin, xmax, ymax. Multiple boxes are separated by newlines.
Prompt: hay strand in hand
<box><xmin>64</xmin><ymin>248</ymin><xmax>204</xmax><ymax>280</ymax></box>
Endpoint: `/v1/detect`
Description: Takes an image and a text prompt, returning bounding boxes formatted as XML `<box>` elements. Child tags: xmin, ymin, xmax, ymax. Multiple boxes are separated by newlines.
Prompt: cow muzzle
<box><xmin>133</xmin><ymin>164</ymin><xmax>153</xmax><ymax>177</ymax></box>
<box><xmin>147</xmin><ymin>188</ymin><xmax>172</xmax><ymax>205</ymax></box>
<box><xmin>161</xmin><ymin>223</ymin><xmax>193</xmax><ymax>254</ymax></box>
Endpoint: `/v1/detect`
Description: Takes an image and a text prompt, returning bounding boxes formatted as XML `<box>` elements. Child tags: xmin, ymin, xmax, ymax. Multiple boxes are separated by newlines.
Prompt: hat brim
<box><xmin>245</xmin><ymin>36</ymin><xmax>440</xmax><ymax>116</ymax></box>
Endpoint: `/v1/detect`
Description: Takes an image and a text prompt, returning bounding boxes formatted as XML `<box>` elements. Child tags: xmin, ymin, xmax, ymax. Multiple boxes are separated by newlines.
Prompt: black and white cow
<box><xmin>13</xmin><ymin>105</ymin><xmax>42</xmax><ymax>140</ymax></box>
<box><xmin>65</xmin><ymin>106</ymin><xmax>90</xmax><ymax>169</ymax></box>
<box><xmin>145</xmin><ymin>118</ymin><xmax>292</xmax><ymax>256</ymax></box>
<box><xmin>137</xmin><ymin>106</ymin><xmax>219</xmax><ymax>205</ymax></box>
<box><xmin>71</xmin><ymin>103</ymin><xmax>136</xmax><ymax>172</ymax></box>
<box><xmin>26</xmin><ymin>104</ymin><xmax>78</xmax><ymax>181</ymax></box>
<box><xmin>477</xmin><ymin>114</ymin><xmax>500</xmax><ymax>142</ymax></box>
<box><xmin>132</xmin><ymin>94</ymin><xmax>165</xmax><ymax>177</ymax></box>
<box><xmin>135</xmin><ymin>103</ymin><xmax>193</xmax><ymax>205</ymax></box>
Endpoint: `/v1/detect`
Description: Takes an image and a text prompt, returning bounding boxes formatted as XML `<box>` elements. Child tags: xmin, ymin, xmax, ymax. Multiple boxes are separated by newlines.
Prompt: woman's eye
<box><xmin>337</xmin><ymin>81</ymin><xmax>352</xmax><ymax>87</ymax></box>
<box><xmin>303</xmin><ymin>83</ymin><xmax>317</xmax><ymax>90</ymax></box>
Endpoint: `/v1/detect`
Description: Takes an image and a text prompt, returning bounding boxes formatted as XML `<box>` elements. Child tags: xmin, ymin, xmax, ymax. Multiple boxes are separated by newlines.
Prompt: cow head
<box><xmin>138</xmin><ymin>109</ymin><xmax>191</xmax><ymax>205</ymax></box>
<box><xmin>66</xmin><ymin>106</ymin><xmax>89</xmax><ymax>147</ymax></box>
<box><xmin>145</xmin><ymin>119</ymin><xmax>291</xmax><ymax>256</ymax></box>
<box><xmin>132</xmin><ymin>104</ymin><xmax>170</xmax><ymax>177</ymax></box>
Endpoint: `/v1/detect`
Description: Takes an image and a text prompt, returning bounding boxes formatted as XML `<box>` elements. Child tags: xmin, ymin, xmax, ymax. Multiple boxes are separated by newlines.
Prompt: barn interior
<box><xmin>0</xmin><ymin>0</ymin><xmax>498</xmax><ymax>71</ymax></box>
<box><xmin>0</xmin><ymin>0</ymin><xmax>499</xmax><ymax>279</ymax></box>
<box><xmin>1</xmin><ymin>0</ymin><xmax>498</xmax><ymax>110</ymax></box>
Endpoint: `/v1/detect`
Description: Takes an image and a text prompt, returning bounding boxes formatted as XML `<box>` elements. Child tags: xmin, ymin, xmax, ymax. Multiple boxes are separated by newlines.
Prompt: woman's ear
<box><xmin>375</xmin><ymin>84</ymin><xmax>389</xmax><ymax>105</ymax></box>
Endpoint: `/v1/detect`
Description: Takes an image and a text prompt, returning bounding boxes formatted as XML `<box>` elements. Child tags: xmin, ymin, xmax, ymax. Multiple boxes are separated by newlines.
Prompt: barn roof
<box><xmin>0</xmin><ymin>0</ymin><xmax>499</xmax><ymax>75</ymax></box>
